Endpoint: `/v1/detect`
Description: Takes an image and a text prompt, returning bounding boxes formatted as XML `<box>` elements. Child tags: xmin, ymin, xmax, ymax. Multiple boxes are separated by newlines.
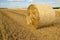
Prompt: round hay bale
<box><xmin>26</xmin><ymin>4</ymin><xmax>55</xmax><ymax>28</ymax></box>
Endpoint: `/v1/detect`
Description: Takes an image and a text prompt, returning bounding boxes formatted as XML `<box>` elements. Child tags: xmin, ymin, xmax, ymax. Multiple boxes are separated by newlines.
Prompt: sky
<box><xmin>0</xmin><ymin>0</ymin><xmax>60</xmax><ymax>8</ymax></box>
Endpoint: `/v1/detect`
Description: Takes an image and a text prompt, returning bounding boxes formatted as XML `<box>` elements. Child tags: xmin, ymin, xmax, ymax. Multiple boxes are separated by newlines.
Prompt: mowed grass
<box><xmin>0</xmin><ymin>8</ymin><xmax>60</xmax><ymax>40</ymax></box>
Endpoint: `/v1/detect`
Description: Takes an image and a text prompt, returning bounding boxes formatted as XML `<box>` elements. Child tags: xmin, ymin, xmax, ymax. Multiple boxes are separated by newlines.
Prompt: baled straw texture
<box><xmin>26</xmin><ymin>4</ymin><xmax>55</xmax><ymax>28</ymax></box>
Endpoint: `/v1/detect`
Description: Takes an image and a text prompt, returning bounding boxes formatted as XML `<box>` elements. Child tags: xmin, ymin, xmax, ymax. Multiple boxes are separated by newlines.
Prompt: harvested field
<box><xmin>0</xmin><ymin>8</ymin><xmax>40</xmax><ymax>40</ymax></box>
<box><xmin>0</xmin><ymin>8</ymin><xmax>60</xmax><ymax>40</ymax></box>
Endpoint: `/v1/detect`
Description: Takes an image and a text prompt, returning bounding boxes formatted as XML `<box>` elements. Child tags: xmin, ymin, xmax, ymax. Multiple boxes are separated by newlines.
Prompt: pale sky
<box><xmin>0</xmin><ymin>0</ymin><xmax>60</xmax><ymax>8</ymax></box>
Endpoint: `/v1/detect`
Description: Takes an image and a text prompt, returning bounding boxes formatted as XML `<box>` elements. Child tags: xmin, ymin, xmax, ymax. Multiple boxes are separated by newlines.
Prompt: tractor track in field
<box><xmin>7</xmin><ymin>9</ymin><xmax>26</xmax><ymax>16</ymax></box>
<box><xmin>0</xmin><ymin>9</ymin><xmax>27</xmax><ymax>26</ymax></box>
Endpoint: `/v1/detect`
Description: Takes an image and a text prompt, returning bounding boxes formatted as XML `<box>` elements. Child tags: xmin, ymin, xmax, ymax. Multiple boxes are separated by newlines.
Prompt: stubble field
<box><xmin>0</xmin><ymin>8</ymin><xmax>60</xmax><ymax>40</ymax></box>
